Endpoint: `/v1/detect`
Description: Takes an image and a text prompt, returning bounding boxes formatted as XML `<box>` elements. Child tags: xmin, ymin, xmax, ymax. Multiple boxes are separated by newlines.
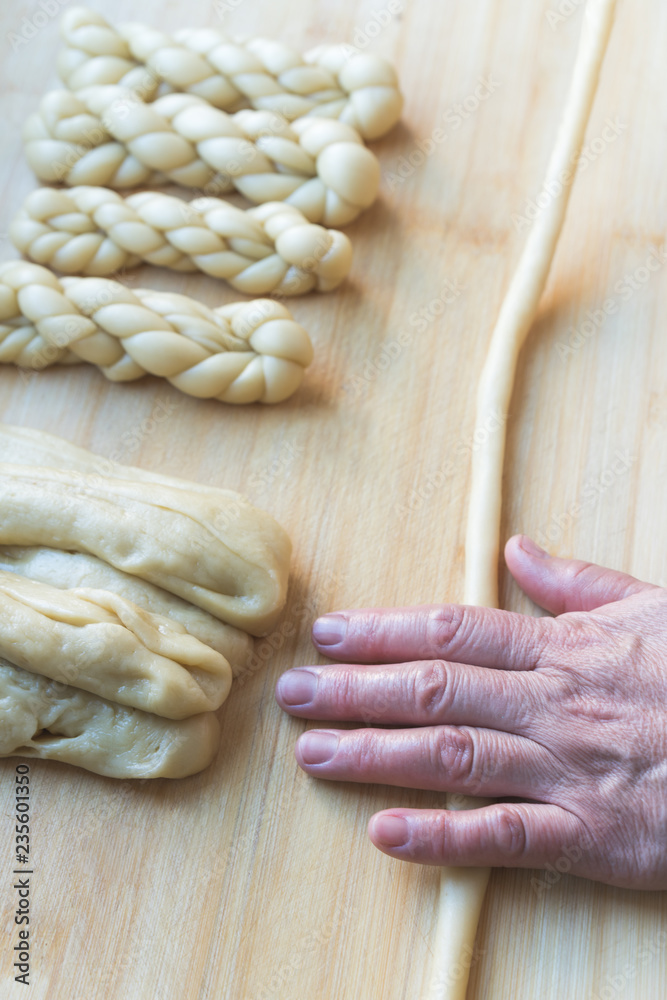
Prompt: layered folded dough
<box><xmin>0</xmin><ymin>658</ymin><xmax>219</xmax><ymax>779</ymax></box>
<box><xmin>0</xmin><ymin>546</ymin><xmax>252</xmax><ymax>674</ymax></box>
<box><xmin>0</xmin><ymin>571</ymin><xmax>232</xmax><ymax>719</ymax></box>
<box><xmin>0</xmin><ymin>423</ymin><xmax>291</xmax><ymax>777</ymax></box>
<box><xmin>0</xmin><ymin>424</ymin><xmax>291</xmax><ymax>636</ymax></box>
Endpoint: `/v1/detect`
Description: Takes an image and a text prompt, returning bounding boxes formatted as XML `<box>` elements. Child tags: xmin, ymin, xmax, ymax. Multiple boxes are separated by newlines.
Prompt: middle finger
<box><xmin>275</xmin><ymin>660</ymin><xmax>542</xmax><ymax>734</ymax></box>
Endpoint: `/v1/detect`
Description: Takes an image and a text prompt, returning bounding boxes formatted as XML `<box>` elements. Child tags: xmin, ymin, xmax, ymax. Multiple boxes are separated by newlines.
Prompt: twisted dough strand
<box><xmin>58</xmin><ymin>6</ymin><xmax>403</xmax><ymax>140</ymax></box>
<box><xmin>11</xmin><ymin>188</ymin><xmax>352</xmax><ymax>295</ymax></box>
<box><xmin>23</xmin><ymin>86</ymin><xmax>380</xmax><ymax>227</ymax></box>
<box><xmin>0</xmin><ymin>261</ymin><xmax>313</xmax><ymax>404</ymax></box>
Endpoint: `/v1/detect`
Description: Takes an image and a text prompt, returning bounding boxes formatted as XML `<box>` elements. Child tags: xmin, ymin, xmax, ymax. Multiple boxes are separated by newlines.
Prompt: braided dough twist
<box><xmin>0</xmin><ymin>261</ymin><xmax>314</xmax><ymax>404</ymax></box>
<box><xmin>23</xmin><ymin>86</ymin><xmax>380</xmax><ymax>227</ymax></box>
<box><xmin>11</xmin><ymin>187</ymin><xmax>352</xmax><ymax>294</ymax></box>
<box><xmin>58</xmin><ymin>6</ymin><xmax>403</xmax><ymax>140</ymax></box>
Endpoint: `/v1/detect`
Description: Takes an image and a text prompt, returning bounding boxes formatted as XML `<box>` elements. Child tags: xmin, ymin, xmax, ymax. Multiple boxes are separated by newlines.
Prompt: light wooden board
<box><xmin>1</xmin><ymin>1</ymin><xmax>666</xmax><ymax>997</ymax></box>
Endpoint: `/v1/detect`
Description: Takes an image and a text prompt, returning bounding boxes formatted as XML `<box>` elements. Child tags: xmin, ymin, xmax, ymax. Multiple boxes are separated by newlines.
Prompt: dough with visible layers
<box><xmin>0</xmin><ymin>545</ymin><xmax>253</xmax><ymax>676</ymax></box>
<box><xmin>0</xmin><ymin>658</ymin><xmax>219</xmax><ymax>779</ymax></box>
<box><xmin>0</xmin><ymin>424</ymin><xmax>291</xmax><ymax>636</ymax></box>
<box><xmin>0</xmin><ymin>571</ymin><xmax>232</xmax><ymax>720</ymax></box>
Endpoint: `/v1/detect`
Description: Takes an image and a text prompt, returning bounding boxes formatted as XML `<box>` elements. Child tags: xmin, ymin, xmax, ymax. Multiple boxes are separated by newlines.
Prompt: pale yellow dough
<box><xmin>11</xmin><ymin>189</ymin><xmax>352</xmax><ymax>295</ymax></box>
<box><xmin>58</xmin><ymin>6</ymin><xmax>403</xmax><ymax>140</ymax></box>
<box><xmin>0</xmin><ymin>261</ymin><xmax>314</xmax><ymax>404</ymax></box>
<box><xmin>23</xmin><ymin>86</ymin><xmax>380</xmax><ymax>227</ymax></box>
<box><xmin>0</xmin><ymin>546</ymin><xmax>253</xmax><ymax>675</ymax></box>
<box><xmin>0</xmin><ymin>571</ymin><xmax>231</xmax><ymax>720</ymax></box>
<box><xmin>430</xmin><ymin>2</ymin><xmax>618</xmax><ymax>998</ymax></box>
<box><xmin>0</xmin><ymin>424</ymin><xmax>291</xmax><ymax>637</ymax></box>
<box><xmin>0</xmin><ymin>658</ymin><xmax>220</xmax><ymax>779</ymax></box>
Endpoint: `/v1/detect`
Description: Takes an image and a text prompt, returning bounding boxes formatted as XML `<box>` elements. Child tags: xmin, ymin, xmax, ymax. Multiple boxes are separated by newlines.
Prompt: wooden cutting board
<box><xmin>1</xmin><ymin>1</ymin><xmax>666</xmax><ymax>997</ymax></box>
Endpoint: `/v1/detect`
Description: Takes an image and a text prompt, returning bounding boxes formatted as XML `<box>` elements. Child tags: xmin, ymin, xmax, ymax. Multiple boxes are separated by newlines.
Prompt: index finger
<box><xmin>311</xmin><ymin>604</ymin><xmax>560</xmax><ymax>670</ymax></box>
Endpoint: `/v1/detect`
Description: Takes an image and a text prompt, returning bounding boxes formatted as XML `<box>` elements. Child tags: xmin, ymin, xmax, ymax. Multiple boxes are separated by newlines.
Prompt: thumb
<box><xmin>504</xmin><ymin>535</ymin><xmax>657</xmax><ymax>614</ymax></box>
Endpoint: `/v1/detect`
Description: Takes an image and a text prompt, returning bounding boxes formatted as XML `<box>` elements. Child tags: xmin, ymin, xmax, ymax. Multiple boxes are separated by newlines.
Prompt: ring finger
<box><xmin>295</xmin><ymin>724</ymin><xmax>555</xmax><ymax>800</ymax></box>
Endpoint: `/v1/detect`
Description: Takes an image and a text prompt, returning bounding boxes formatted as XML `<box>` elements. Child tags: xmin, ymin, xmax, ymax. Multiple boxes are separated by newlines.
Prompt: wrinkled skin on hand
<box><xmin>275</xmin><ymin>535</ymin><xmax>667</xmax><ymax>890</ymax></box>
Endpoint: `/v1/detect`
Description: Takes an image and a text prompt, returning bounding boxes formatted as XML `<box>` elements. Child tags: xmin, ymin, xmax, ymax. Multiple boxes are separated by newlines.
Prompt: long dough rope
<box><xmin>429</xmin><ymin>1</ymin><xmax>617</xmax><ymax>997</ymax></box>
<box><xmin>23</xmin><ymin>86</ymin><xmax>380</xmax><ymax>227</ymax></box>
<box><xmin>10</xmin><ymin>188</ymin><xmax>352</xmax><ymax>295</ymax></box>
<box><xmin>0</xmin><ymin>261</ymin><xmax>314</xmax><ymax>404</ymax></box>
<box><xmin>57</xmin><ymin>6</ymin><xmax>403</xmax><ymax>140</ymax></box>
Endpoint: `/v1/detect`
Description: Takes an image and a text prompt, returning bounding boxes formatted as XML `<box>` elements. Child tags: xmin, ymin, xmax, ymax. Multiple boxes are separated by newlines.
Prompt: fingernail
<box><xmin>312</xmin><ymin>614</ymin><xmax>347</xmax><ymax>646</ymax></box>
<box><xmin>371</xmin><ymin>815</ymin><xmax>409</xmax><ymax>848</ymax></box>
<box><xmin>518</xmin><ymin>535</ymin><xmax>548</xmax><ymax>558</ymax></box>
<box><xmin>299</xmin><ymin>731</ymin><xmax>338</xmax><ymax>765</ymax></box>
<box><xmin>277</xmin><ymin>669</ymin><xmax>317</xmax><ymax>706</ymax></box>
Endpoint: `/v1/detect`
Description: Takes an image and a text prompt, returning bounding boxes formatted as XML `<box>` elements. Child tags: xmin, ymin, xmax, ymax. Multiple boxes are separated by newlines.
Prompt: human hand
<box><xmin>275</xmin><ymin>536</ymin><xmax>667</xmax><ymax>889</ymax></box>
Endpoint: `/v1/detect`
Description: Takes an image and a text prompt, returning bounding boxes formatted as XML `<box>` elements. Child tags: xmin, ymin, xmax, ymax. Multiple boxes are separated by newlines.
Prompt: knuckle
<box><xmin>531</xmin><ymin>617</ymin><xmax>588</xmax><ymax>669</ymax></box>
<box><xmin>428</xmin><ymin>812</ymin><xmax>450</xmax><ymax>863</ymax></box>
<box><xmin>562</xmin><ymin>561</ymin><xmax>639</xmax><ymax>606</ymax></box>
<box><xmin>517</xmin><ymin>625</ymin><xmax>552</xmax><ymax>669</ymax></box>
<box><xmin>566</xmin><ymin>560</ymin><xmax>595</xmax><ymax>586</ymax></box>
<box><xmin>553</xmin><ymin>615</ymin><xmax>593</xmax><ymax>652</ymax></box>
<box><xmin>563</xmin><ymin>560</ymin><xmax>611</xmax><ymax>597</ymax></box>
<box><xmin>433</xmin><ymin>726</ymin><xmax>477</xmax><ymax>784</ymax></box>
<box><xmin>348</xmin><ymin>733</ymin><xmax>381</xmax><ymax>771</ymax></box>
<box><xmin>354</xmin><ymin>614</ymin><xmax>384</xmax><ymax>656</ymax></box>
<box><xmin>327</xmin><ymin>671</ymin><xmax>358</xmax><ymax>713</ymax></box>
<box><xmin>561</xmin><ymin>685</ymin><xmax>622</xmax><ymax>725</ymax></box>
<box><xmin>426</xmin><ymin>605</ymin><xmax>470</xmax><ymax>656</ymax></box>
<box><xmin>403</xmin><ymin>814</ymin><xmax>441</xmax><ymax>861</ymax></box>
<box><xmin>492</xmin><ymin>805</ymin><xmax>529</xmax><ymax>859</ymax></box>
<box><xmin>413</xmin><ymin>661</ymin><xmax>453</xmax><ymax>717</ymax></box>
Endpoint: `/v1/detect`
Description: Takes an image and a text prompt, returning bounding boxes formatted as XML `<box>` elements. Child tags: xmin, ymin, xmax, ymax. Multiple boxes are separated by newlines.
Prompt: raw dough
<box><xmin>0</xmin><ymin>546</ymin><xmax>253</xmax><ymax>675</ymax></box>
<box><xmin>11</xmin><ymin>189</ymin><xmax>353</xmax><ymax>295</ymax></box>
<box><xmin>0</xmin><ymin>658</ymin><xmax>220</xmax><ymax>779</ymax></box>
<box><xmin>23</xmin><ymin>86</ymin><xmax>381</xmax><ymax>227</ymax></box>
<box><xmin>0</xmin><ymin>424</ymin><xmax>292</xmax><ymax>636</ymax></box>
<box><xmin>430</xmin><ymin>2</ymin><xmax>618</xmax><ymax>998</ymax></box>
<box><xmin>0</xmin><ymin>571</ymin><xmax>232</xmax><ymax>720</ymax></box>
<box><xmin>0</xmin><ymin>261</ymin><xmax>314</xmax><ymax>404</ymax></box>
<box><xmin>58</xmin><ymin>7</ymin><xmax>403</xmax><ymax>140</ymax></box>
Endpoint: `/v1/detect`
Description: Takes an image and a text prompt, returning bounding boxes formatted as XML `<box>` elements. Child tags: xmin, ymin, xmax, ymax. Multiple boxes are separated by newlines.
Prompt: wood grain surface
<box><xmin>1</xmin><ymin>1</ymin><xmax>666</xmax><ymax>998</ymax></box>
